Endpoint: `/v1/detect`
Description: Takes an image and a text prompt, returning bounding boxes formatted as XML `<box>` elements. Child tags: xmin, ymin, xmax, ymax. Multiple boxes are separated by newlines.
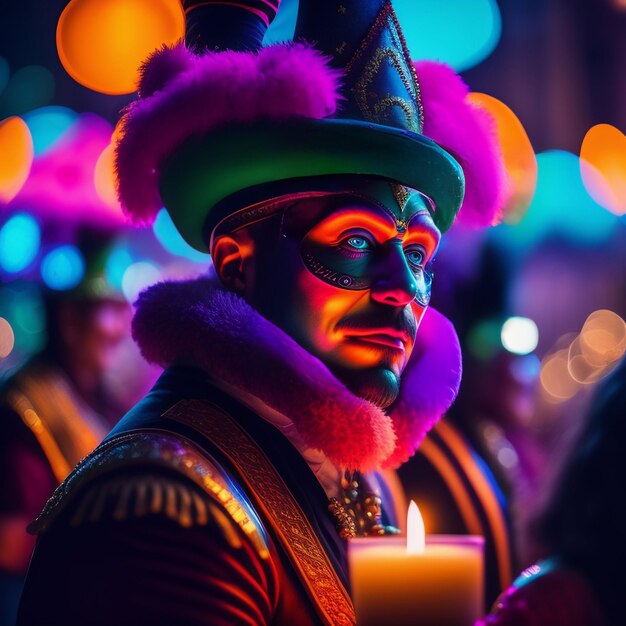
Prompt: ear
<box><xmin>211</xmin><ymin>235</ymin><xmax>249</xmax><ymax>294</ymax></box>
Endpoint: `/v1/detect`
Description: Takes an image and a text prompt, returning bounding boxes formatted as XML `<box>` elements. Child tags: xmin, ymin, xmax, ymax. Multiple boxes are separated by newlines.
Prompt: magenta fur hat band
<box><xmin>115</xmin><ymin>47</ymin><xmax>505</xmax><ymax>252</ymax></box>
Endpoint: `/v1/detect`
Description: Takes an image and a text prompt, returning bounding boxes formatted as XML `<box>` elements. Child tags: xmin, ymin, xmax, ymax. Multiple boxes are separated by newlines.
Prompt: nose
<box><xmin>370</xmin><ymin>242</ymin><xmax>418</xmax><ymax>306</ymax></box>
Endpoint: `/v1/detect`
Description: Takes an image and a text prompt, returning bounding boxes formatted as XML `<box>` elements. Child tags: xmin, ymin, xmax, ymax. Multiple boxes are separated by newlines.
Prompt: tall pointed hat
<box><xmin>115</xmin><ymin>0</ymin><xmax>506</xmax><ymax>251</ymax></box>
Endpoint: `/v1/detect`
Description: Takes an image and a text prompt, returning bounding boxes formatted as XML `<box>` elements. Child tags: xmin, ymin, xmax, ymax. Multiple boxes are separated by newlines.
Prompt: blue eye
<box><xmin>346</xmin><ymin>236</ymin><xmax>371</xmax><ymax>251</ymax></box>
<box><xmin>405</xmin><ymin>248</ymin><xmax>425</xmax><ymax>268</ymax></box>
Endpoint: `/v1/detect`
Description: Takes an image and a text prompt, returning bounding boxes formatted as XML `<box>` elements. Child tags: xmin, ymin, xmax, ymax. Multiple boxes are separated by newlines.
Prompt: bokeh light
<box><xmin>121</xmin><ymin>261</ymin><xmax>160</xmax><ymax>303</ymax></box>
<box><xmin>10</xmin><ymin>113</ymin><xmax>126</xmax><ymax>227</ymax></box>
<box><xmin>580</xmin><ymin>124</ymin><xmax>626</xmax><ymax>215</ymax></box>
<box><xmin>466</xmin><ymin>318</ymin><xmax>502</xmax><ymax>361</ymax></box>
<box><xmin>0</xmin><ymin>213</ymin><xmax>41</xmax><ymax>273</ymax></box>
<box><xmin>0</xmin><ymin>317</ymin><xmax>15</xmax><ymax>358</ymax></box>
<box><xmin>468</xmin><ymin>93</ymin><xmax>537</xmax><ymax>224</ymax></box>
<box><xmin>2</xmin><ymin>282</ymin><xmax>47</xmax><ymax>358</ymax></box>
<box><xmin>0</xmin><ymin>65</ymin><xmax>55</xmax><ymax>117</ymax></box>
<box><xmin>105</xmin><ymin>247</ymin><xmax>134</xmax><ymax>291</ymax></box>
<box><xmin>509</xmin><ymin>354</ymin><xmax>541</xmax><ymax>385</ymax></box>
<box><xmin>567</xmin><ymin>335</ymin><xmax>619</xmax><ymax>385</ymax></box>
<box><xmin>540</xmin><ymin>311</ymin><xmax>626</xmax><ymax>402</ymax></box>
<box><xmin>494</xmin><ymin>150</ymin><xmax>619</xmax><ymax>253</ymax></box>
<box><xmin>580</xmin><ymin>310</ymin><xmax>626</xmax><ymax>362</ymax></box>
<box><xmin>501</xmin><ymin>317</ymin><xmax>539</xmax><ymax>355</ymax></box>
<box><xmin>540</xmin><ymin>349</ymin><xmax>581</xmax><ymax>401</ymax></box>
<box><xmin>57</xmin><ymin>0</ymin><xmax>185</xmax><ymax>95</ymax></box>
<box><xmin>23</xmin><ymin>106</ymin><xmax>78</xmax><ymax>156</ymax></box>
<box><xmin>12</xmin><ymin>291</ymin><xmax>46</xmax><ymax>336</ymax></box>
<box><xmin>41</xmin><ymin>244</ymin><xmax>85</xmax><ymax>290</ymax></box>
<box><xmin>395</xmin><ymin>0</ymin><xmax>501</xmax><ymax>71</ymax></box>
<box><xmin>0</xmin><ymin>116</ymin><xmax>34</xmax><ymax>203</ymax></box>
<box><xmin>153</xmin><ymin>209</ymin><xmax>211</xmax><ymax>264</ymax></box>
<box><xmin>94</xmin><ymin>142</ymin><xmax>121</xmax><ymax>208</ymax></box>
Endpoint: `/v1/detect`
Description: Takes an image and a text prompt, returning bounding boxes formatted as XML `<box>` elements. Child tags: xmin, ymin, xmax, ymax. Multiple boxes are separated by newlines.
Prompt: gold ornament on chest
<box><xmin>328</xmin><ymin>470</ymin><xmax>400</xmax><ymax>539</ymax></box>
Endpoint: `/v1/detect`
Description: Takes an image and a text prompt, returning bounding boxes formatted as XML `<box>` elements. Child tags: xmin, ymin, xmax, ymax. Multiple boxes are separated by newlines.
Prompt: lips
<box><xmin>344</xmin><ymin>330</ymin><xmax>410</xmax><ymax>350</ymax></box>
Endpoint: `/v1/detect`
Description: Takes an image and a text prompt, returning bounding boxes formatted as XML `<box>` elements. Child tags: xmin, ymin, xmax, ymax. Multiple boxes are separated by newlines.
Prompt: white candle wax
<box><xmin>349</xmin><ymin>535</ymin><xmax>484</xmax><ymax>626</ymax></box>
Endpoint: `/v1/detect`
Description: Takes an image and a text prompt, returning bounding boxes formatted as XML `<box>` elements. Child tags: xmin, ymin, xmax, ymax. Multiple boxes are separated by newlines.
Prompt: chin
<box><xmin>334</xmin><ymin>365</ymin><xmax>401</xmax><ymax>409</ymax></box>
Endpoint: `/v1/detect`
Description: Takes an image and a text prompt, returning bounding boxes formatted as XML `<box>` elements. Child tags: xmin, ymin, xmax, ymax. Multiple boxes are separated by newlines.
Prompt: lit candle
<box><xmin>349</xmin><ymin>501</ymin><xmax>484</xmax><ymax>626</ymax></box>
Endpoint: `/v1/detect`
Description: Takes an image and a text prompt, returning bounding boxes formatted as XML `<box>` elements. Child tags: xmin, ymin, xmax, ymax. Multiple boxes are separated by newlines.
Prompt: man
<box><xmin>18</xmin><ymin>1</ymin><xmax>507</xmax><ymax>624</ymax></box>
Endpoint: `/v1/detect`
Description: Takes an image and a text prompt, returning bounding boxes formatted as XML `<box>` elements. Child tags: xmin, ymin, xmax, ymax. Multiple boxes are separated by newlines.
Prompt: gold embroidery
<box><xmin>351</xmin><ymin>47</ymin><xmax>420</xmax><ymax>132</ymax></box>
<box><xmin>373</xmin><ymin>94</ymin><xmax>417</xmax><ymax>130</ymax></box>
<box><xmin>328</xmin><ymin>497</ymin><xmax>357</xmax><ymax>539</ymax></box>
<box><xmin>31</xmin><ymin>431</ymin><xmax>270</xmax><ymax>559</ymax></box>
<box><xmin>389</xmin><ymin>182</ymin><xmax>410</xmax><ymax>213</ymax></box>
<box><xmin>165</xmin><ymin>400</ymin><xmax>356</xmax><ymax>626</ymax></box>
<box><xmin>345</xmin><ymin>1</ymin><xmax>424</xmax><ymax>132</ymax></box>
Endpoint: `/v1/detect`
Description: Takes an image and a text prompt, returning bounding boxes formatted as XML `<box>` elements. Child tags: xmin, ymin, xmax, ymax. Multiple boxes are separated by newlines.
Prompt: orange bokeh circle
<box><xmin>0</xmin><ymin>116</ymin><xmax>34</xmax><ymax>204</ymax></box>
<box><xmin>94</xmin><ymin>142</ymin><xmax>120</xmax><ymax>209</ymax></box>
<box><xmin>56</xmin><ymin>0</ymin><xmax>185</xmax><ymax>95</ymax></box>
<box><xmin>580</xmin><ymin>124</ymin><xmax>626</xmax><ymax>216</ymax></box>
<box><xmin>468</xmin><ymin>92</ymin><xmax>537</xmax><ymax>225</ymax></box>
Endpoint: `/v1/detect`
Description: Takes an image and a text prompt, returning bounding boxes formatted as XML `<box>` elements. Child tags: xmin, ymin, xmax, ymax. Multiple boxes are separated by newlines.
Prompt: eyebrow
<box><xmin>314</xmin><ymin>207</ymin><xmax>440</xmax><ymax>247</ymax></box>
<box><xmin>317</xmin><ymin>207</ymin><xmax>398</xmax><ymax>234</ymax></box>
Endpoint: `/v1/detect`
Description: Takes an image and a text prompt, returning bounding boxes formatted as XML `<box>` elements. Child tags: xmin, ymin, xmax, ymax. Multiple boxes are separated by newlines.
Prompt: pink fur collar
<box><xmin>132</xmin><ymin>275</ymin><xmax>461</xmax><ymax>471</ymax></box>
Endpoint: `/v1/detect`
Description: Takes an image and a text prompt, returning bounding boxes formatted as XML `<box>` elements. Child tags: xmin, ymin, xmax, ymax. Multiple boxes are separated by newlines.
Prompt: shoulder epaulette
<box><xmin>30</xmin><ymin>430</ymin><xmax>270</xmax><ymax>559</ymax></box>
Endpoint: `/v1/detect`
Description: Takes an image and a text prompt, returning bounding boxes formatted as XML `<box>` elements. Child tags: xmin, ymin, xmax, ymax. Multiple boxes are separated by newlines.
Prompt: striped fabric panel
<box><xmin>184</xmin><ymin>0</ymin><xmax>281</xmax><ymax>27</ymax></box>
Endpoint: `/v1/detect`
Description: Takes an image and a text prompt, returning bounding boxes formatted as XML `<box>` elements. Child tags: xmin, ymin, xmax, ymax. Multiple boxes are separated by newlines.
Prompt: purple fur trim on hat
<box><xmin>138</xmin><ymin>43</ymin><xmax>195</xmax><ymax>99</ymax></box>
<box><xmin>131</xmin><ymin>274</ymin><xmax>461</xmax><ymax>470</ymax></box>
<box><xmin>116</xmin><ymin>43</ymin><xmax>342</xmax><ymax>225</ymax></box>
<box><xmin>416</xmin><ymin>60</ymin><xmax>508</xmax><ymax>227</ymax></box>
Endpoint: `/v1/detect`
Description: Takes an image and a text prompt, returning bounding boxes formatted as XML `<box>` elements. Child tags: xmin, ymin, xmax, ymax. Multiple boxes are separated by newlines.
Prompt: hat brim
<box><xmin>159</xmin><ymin>118</ymin><xmax>465</xmax><ymax>252</ymax></box>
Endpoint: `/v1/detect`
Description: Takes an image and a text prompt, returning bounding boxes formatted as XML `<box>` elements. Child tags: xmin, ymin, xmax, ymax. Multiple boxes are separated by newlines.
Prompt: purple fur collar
<box><xmin>132</xmin><ymin>275</ymin><xmax>461</xmax><ymax>471</ymax></box>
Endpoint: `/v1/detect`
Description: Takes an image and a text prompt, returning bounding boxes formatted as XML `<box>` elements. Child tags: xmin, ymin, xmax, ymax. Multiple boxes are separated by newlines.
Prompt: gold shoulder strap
<box><xmin>164</xmin><ymin>399</ymin><xmax>356</xmax><ymax>626</ymax></box>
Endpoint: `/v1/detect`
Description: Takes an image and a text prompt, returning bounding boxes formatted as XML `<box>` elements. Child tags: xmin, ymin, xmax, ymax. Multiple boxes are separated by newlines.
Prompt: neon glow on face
<box><xmin>242</xmin><ymin>185</ymin><xmax>441</xmax><ymax>408</ymax></box>
<box><xmin>300</xmin><ymin>206</ymin><xmax>435</xmax><ymax>306</ymax></box>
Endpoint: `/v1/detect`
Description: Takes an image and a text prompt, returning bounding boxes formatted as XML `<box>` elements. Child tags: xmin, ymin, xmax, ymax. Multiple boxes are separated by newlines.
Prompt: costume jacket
<box><xmin>17</xmin><ymin>275</ymin><xmax>508</xmax><ymax>625</ymax></box>
<box><xmin>19</xmin><ymin>365</ymin><xmax>366</xmax><ymax>626</ymax></box>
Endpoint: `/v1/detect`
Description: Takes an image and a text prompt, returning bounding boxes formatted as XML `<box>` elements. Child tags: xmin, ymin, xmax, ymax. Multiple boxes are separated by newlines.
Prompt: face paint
<box><xmin>300</xmin><ymin>230</ymin><xmax>433</xmax><ymax>306</ymax></box>
<box><xmin>299</xmin><ymin>185</ymin><xmax>437</xmax><ymax>306</ymax></box>
<box><xmin>221</xmin><ymin>178</ymin><xmax>442</xmax><ymax>408</ymax></box>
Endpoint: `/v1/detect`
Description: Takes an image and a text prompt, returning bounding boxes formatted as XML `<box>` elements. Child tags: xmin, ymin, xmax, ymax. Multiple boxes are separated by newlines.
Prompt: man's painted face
<box><xmin>230</xmin><ymin>180</ymin><xmax>441</xmax><ymax>408</ymax></box>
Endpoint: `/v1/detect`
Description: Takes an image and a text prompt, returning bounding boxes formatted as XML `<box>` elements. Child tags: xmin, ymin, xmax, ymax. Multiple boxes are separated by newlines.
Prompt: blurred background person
<box><xmin>0</xmin><ymin>225</ymin><xmax>131</xmax><ymax>570</ymax></box>
<box><xmin>477</xmin><ymin>354</ymin><xmax>626</xmax><ymax>626</ymax></box>
<box><xmin>0</xmin><ymin>81</ymin><xmax>225</xmax><ymax>626</ymax></box>
<box><xmin>0</xmin><ymin>100</ymin><xmax>216</xmax><ymax>626</ymax></box>
<box><xmin>0</xmin><ymin>114</ymin><xmax>136</xmax><ymax>626</ymax></box>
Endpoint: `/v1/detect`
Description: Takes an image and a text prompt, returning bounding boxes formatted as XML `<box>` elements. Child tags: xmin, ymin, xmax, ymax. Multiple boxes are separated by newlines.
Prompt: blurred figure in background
<box><xmin>0</xmin><ymin>114</ymin><xmax>133</xmax><ymax>626</ymax></box>
<box><xmin>0</xmin><ymin>225</ymin><xmax>132</xmax><ymax>625</ymax></box>
<box><xmin>478</xmin><ymin>355</ymin><xmax>626</xmax><ymax>626</ymax></box>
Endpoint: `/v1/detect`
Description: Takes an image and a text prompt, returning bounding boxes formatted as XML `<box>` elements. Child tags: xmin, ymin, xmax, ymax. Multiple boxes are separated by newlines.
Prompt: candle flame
<box><xmin>406</xmin><ymin>500</ymin><xmax>425</xmax><ymax>555</ymax></box>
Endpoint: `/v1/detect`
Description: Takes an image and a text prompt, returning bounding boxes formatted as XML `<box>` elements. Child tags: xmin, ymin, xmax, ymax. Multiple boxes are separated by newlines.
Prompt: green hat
<box><xmin>116</xmin><ymin>0</ymin><xmax>506</xmax><ymax>252</ymax></box>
